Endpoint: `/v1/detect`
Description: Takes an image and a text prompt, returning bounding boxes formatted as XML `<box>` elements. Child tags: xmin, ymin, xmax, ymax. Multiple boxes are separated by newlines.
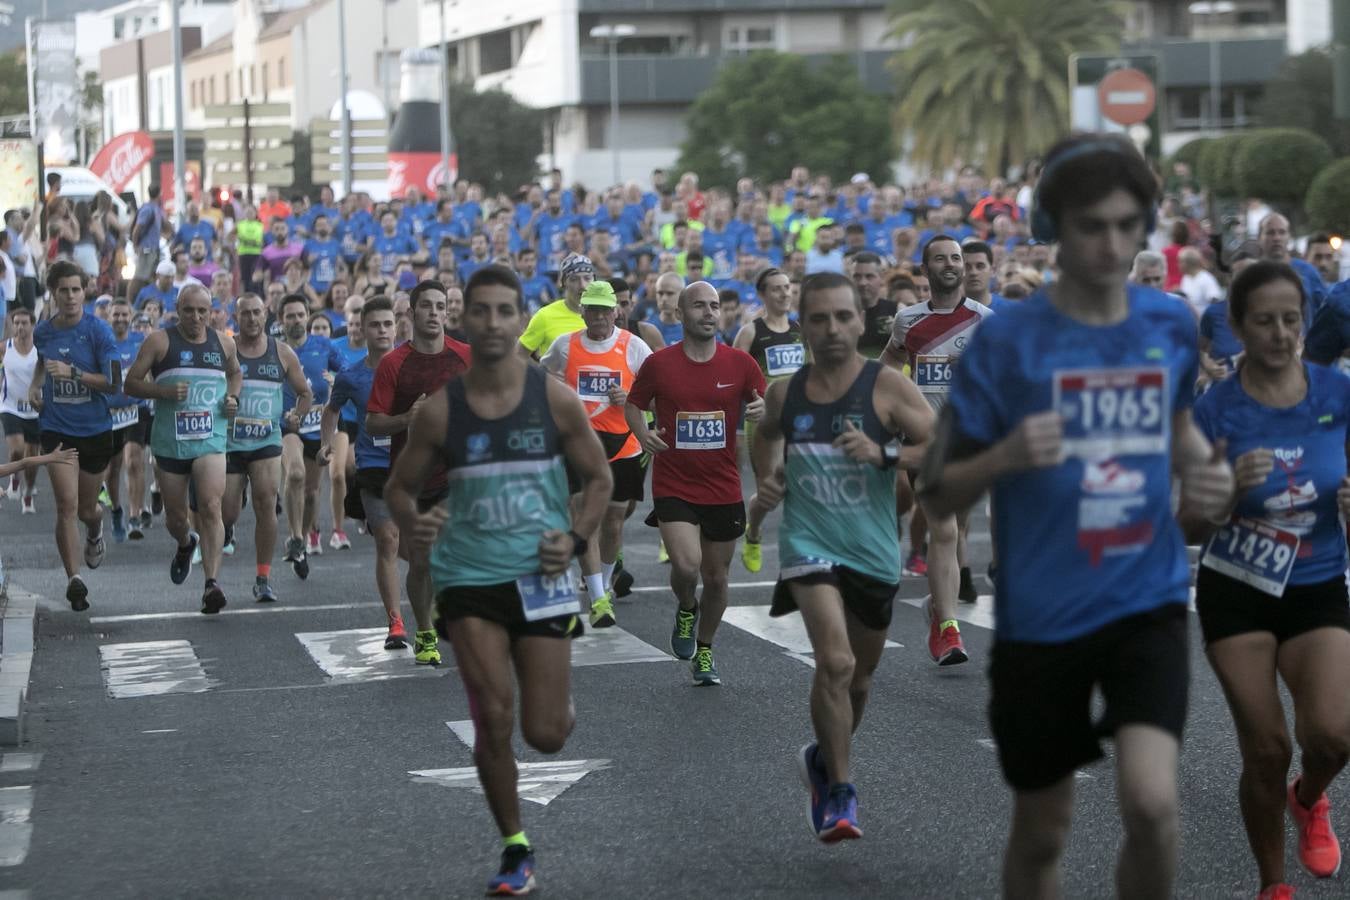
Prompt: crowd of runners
<box><xmin>4</xmin><ymin>133</ymin><xmax>1350</xmax><ymax>898</ymax></box>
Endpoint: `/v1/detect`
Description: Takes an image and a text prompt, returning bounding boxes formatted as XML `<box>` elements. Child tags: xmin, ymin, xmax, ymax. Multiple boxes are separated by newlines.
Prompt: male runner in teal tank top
<box><xmin>386</xmin><ymin>265</ymin><xmax>611</xmax><ymax>897</ymax></box>
<box><xmin>124</xmin><ymin>283</ymin><xmax>242</xmax><ymax>613</ymax></box>
<box><xmin>752</xmin><ymin>271</ymin><xmax>934</xmax><ymax>844</ymax></box>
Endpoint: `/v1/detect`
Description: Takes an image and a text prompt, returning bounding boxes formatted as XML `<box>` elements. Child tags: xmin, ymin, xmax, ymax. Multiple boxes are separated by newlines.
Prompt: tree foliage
<box><xmin>1233</xmin><ymin>128</ymin><xmax>1333</xmax><ymax>210</ymax></box>
<box><xmin>1255</xmin><ymin>49</ymin><xmax>1350</xmax><ymax>157</ymax></box>
<box><xmin>1170</xmin><ymin>137</ymin><xmax>1212</xmax><ymax>173</ymax></box>
<box><xmin>0</xmin><ymin>51</ymin><xmax>27</xmax><ymax>118</ymax></box>
<box><xmin>675</xmin><ymin>52</ymin><xmax>893</xmax><ymax>189</ymax></box>
<box><xmin>1197</xmin><ymin>133</ymin><xmax>1250</xmax><ymax>198</ymax></box>
<box><xmin>886</xmin><ymin>0</ymin><xmax>1128</xmax><ymax>175</ymax></box>
<box><xmin>1306</xmin><ymin>158</ymin><xmax>1350</xmax><ymax>236</ymax></box>
<box><xmin>448</xmin><ymin>83</ymin><xmax>544</xmax><ymax>195</ymax></box>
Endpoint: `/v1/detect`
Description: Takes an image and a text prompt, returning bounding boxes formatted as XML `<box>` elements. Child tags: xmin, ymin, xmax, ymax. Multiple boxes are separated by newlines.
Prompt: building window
<box><xmin>278</xmin><ymin>58</ymin><xmax>286</xmax><ymax>89</ymax></box>
<box><xmin>209</xmin><ymin>76</ymin><xmax>216</xmax><ymax>105</ymax></box>
<box><xmin>190</xmin><ymin>81</ymin><xmax>197</xmax><ymax>107</ymax></box>
<box><xmin>479</xmin><ymin>28</ymin><xmax>513</xmax><ymax>75</ymax></box>
<box><xmin>726</xmin><ymin>24</ymin><xmax>774</xmax><ymax>53</ymax></box>
<box><xmin>250</xmin><ymin>66</ymin><xmax>256</xmax><ymax>95</ymax></box>
<box><xmin>224</xmin><ymin>72</ymin><xmax>231</xmax><ymax>103</ymax></box>
<box><xmin>262</xmin><ymin>62</ymin><xmax>269</xmax><ymax>100</ymax></box>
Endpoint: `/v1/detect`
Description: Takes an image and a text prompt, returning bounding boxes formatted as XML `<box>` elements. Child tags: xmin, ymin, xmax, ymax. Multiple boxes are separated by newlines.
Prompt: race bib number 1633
<box><xmin>1053</xmin><ymin>367</ymin><xmax>1167</xmax><ymax>459</ymax></box>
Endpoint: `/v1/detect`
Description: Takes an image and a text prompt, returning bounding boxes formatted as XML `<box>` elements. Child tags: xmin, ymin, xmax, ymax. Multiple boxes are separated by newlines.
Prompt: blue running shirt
<box><xmin>32</xmin><ymin>314</ymin><xmax>119</xmax><ymax>437</ymax></box>
<box><xmin>283</xmin><ymin>334</ymin><xmax>344</xmax><ymax>437</ymax></box>
<box><xmin>1194</xmin><ymin>363</ymin><xmax>1350</xmax><ymax>586</ymax></box>
<box><xmin>328</xmin><ymin>363</ymin><xmax>389</xmax><ymax>471</ymax></box>
<box><xmin>945</xmin><ymin>286</ymin><xmax>1199</xmax><ymax>642</ymax></box>
<box><xmin>108</xmin><ymin>332</ymin><xmax>145</xmax><ymax>432</ymax></box>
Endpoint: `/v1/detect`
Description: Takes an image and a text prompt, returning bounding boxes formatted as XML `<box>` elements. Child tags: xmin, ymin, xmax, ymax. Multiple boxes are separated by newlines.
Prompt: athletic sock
<box><xmin>601</xmin><ymin>561</ymin><xmax>616</xmax><ymax>584</ymax></box>
<box><xmin>696</xmin><ymin>641</ymin><xmax>711</xmax><ymax>651</ymax></box>
<box><xmin>584</xmin><ymin>573</ymin><xmax>605</xmax><ymax>598</ymax></box>
<box><xmin>502</xmin><ymin>831</ymin><xmax>529</xmax><ymax>850</ymax></box>
<box><xmin>257</xmin><ymin>563</ymin><xmax>271</xmax><ymax>579</ymax></box>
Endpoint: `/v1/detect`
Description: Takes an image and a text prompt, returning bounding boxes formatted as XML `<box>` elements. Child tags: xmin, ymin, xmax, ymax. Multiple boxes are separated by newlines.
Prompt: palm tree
<box><xmin>887</xmin><ymin>0</ymin><xmax>1128</xmax><ymax>175</ymax></box>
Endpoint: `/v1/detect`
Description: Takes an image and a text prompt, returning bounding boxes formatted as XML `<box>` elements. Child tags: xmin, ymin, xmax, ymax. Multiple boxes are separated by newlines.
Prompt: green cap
<box><xmin>579</xmin><ymin>280</ymin><xmax>617</xmax><ymax>308</ymax></box>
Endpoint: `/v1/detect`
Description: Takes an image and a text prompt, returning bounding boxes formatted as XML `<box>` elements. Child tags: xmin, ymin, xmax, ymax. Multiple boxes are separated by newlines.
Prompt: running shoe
<box><xmin>1257</xmin><ymin>885</ymin><xmax>1294</xmax><ymax>900</ymax></box>
<box><xmin>611</xmin><ymin>564</ymin><xmax>634</xmax><ymax>598</ymax></box>
<box><xmin>6</xmin><ymin>476</ymin><xmax>18</xmax><ymax>499</ymax></box>
<box><xmin>191</xmin><ymin>544</ymin><xmax>202</xmax><ymax>566</ymax></box>
<box><xmin>127</xmin><ymin>518</ymin><xmax>143</xmax><ymax>540</ymax></box>
<box><xmin>328</xmin><ymin>530</ymin><xmax>351</xmax><ymax>550</ymax></box>
<box><xmin>139</xmin><ymin>510</ymin><xmax>152</xmax><ymax>530</ymax></box>
<box><xmin>958</xmin><ymin>566</ymin><xmax>977</xmax><ymax>604</ymax></box>
<box><xmin>201</xmin><ymin>582</ymin><xmax>227</xmax><ymax>615</ymax></box>
<box><xmin>170</xmin><ymin>533</ymin><xmax>199</xmax><ymax>585</ymax></box>
<box><xmin>84</xmin><ymin>534</ymin><xmax>106</xmax><ymax>570</ymax></box>
<box><xmin>66</xmin><ymin>575</ymin><xmax>89</xmax><ymax>612</ymax></box>
<box><xmin>150</xmin><ymin>489</ymin><xmax>163</xmax><ymax>515</ymax></box>
<box><xmin>20</xmin><ymin>496</ymin><xmax>34</xmax><ymax>515</ymax></box>
<box><xmin>413</xmin><ymin>630</ymin><xmax>441</xmax><ymax>666</ymax></box>
<box><xmin>819</xmin><ymin>783</ymin><xmax>863</xmax><ymax>842</ymax></box>
<box><xmin>589</xmin><ymin>594</ymin><xmax>616</xmax><ymax>628</ymax></box>
<box><xmin>741</xmin><ymin>538</ymin><xmax>763</xmax><ymax>573</ymax></box>
<box><xmin>385</xmin><ymin>616</ymin><xmax>408</xmax><ymax>650</ymax></box>
<box><xmin>691</xmin><ymin>646</ymin><xmax>721</xmax><ymax>686</ymax></box>
<box><xmin>284</xmin><ymin>537</ymin><xmax>309</xmax><ymax>580</ymax></box>
<box><xmin>252</xmin><ymin>578</ymin><xmax>278</xmax><ymax>603</ymax></box>
<box><xmin>671</xmin><ymin>606</ymin><xmax>698</xmax><ymax>660</ymax></box>
<box><xmin>307</xmin><ymin>530</ymin><xmax>323</xmax><ymax>556</ymax></box>
<box><xmin>657</xmin><ymin>540</ymin><xmax>669</xmax><ymax>564</ymax></box>
<box><xmin>924</xmin><ymin>597</ymin><xmax>969</xmax><ymax>666</ymax></box>
<box><xmin>97</xmin><ymin>484</ymin><xmax>110</xmax><ymax>508</ymax></box>
<box><xmin>486</xmin><ymin>844</ymin><xmax>536</xmax><ymax>896</ymax></box>
<box><xmin>903</xmin><ymin>550</ymin><xmax>928</xmax><ymax>577</ymax></box>
<box><xmin>796</xmin><ymin>742</ymin><xmax>830</xmax><ymax>836</ymax></box>
<box><xmin>222</xmin><ymin>525</ymin><xmax>235</xmax><ymax>557</ymax></box>
<box><xmin>1289</xmin><ymin>777</ymin><xmax>1342</xmax><ymax>877</ymax></box>
<box><xmin>111</xmin><ymin>508</ymin><xmax>127</xmax><ymax>543</ymax></box>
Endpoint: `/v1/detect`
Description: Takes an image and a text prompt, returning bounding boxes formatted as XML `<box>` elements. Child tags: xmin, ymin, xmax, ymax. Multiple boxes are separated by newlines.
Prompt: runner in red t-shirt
<box><xmin>366</xmin><ymin>279</ymin><xmax>470</xmax><ymax>665</ymax></box>
<box><xmin>625</xmin><ymin>281</ymin><xmax>766</xmax><ymax>686</ymax></box>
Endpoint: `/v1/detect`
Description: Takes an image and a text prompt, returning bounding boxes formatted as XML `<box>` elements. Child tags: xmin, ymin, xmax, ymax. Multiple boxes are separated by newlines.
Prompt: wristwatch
<box><xmin>879</xmin><ymin>443</ymin><xmax>900</xmax><ymax>470</ymax></box>
<box><xmin>568</xmin><ymin>530</ymin><xmax>589</xmax><ymax>558</ymax></box>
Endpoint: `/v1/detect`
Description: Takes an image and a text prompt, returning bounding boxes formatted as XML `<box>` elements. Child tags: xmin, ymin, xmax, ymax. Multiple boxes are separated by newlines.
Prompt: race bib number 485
<box><xmin>577</xmin><ymin>368</ymin><xmax>620</xmax><ymax>402</ymax></box>
<box><xmin>675</xmin><ymin>411</ymin><xmax>727</xmax><ymax>450</ymax></box>
<box><xmin>1053</xmin><ymin>367</ymin><xmax>1168</xmax><ymax>459</ymax></box>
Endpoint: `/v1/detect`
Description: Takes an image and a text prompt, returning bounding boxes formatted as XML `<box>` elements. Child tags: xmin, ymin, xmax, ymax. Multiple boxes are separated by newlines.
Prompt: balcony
<box><xmin>1123</xmin><ymin>36</ymin><xmax>1286</xmax><ymax>88</ymax></box>
<box><xmin>578</xmin><ymin>49</ymin><xmax>893</xmax><ymax>105</ymax></box>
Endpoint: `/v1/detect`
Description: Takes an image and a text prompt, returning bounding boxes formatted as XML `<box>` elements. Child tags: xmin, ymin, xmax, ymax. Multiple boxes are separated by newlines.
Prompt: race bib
<box><xmin>577</xmin><ymin>368</ymin><xmax>621</xmax><ymax>402</ymax></box>
<box><xmin>1201</xmin><ymin>517</ymin><xmax>1299</xmax><ymax>597</ymax></box>
<box><xmin>515</xmin><ymin>568</ymin><xmax>582</xmax><ymax>622</ymax></box>
<box><xmin>372</xmin><ymin>435</ymin><xmax>391</xmax><ymax>448</ymax></box>
<box><xmin>51</xmin><ymin>376</ymin><xmax>91</xmax><ymax>404</ymax></box>
<box><xmin>175</xmin><ymin>409</ymin><xmax>214</xmax><ymax>441</ymax></box>
<box><xmin>913</xmin><ymin>354</ymin><xmax>954</xmax><ymax>391</ymax></box>
<box><xmin>1054</xmin><ymin>367</ymin><xmax>1167</xmax><ymax>459</ymax></box>
<box><xmin>675</xmin><ymin>411</ymin><xmax>726</xmax><ymax>450</ymax></box>
<box><xmin>299</xmin><ymin>407</ymin><xmax>323</xmax><ymax>435</ymax></box>
<box><xmin>110</xmin><ymin>405</ymin><xmax>139</xmax><ymax>430</ymax></box>
<box><xmin>232</xmin><ymin>416</ymin><xmax>273</xmax><ymax>442</ymax></box>
<box><xmin>764</xmin><ymin>343</ymin><xmax>805</xmax><ymax>378</ymax></box>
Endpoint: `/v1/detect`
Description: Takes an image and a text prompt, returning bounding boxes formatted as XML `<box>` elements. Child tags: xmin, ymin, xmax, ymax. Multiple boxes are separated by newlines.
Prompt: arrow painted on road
<box><xmin>407</xmin><ymin>720</ymin><xmax>610</xmax><ymax>806</ymax></box>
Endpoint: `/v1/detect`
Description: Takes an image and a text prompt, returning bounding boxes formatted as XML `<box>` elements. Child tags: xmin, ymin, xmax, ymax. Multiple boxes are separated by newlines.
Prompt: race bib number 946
<box><xmin>675</xmin><ymin>411</ymin><xmax>727</xmax><ymax>450</ymax></box>
<box><xmin>1053</xmin><ymin>367</ymin><xmax>1167</xmax><ymax>459</ymax></box>
<box><xmin>515</xmin><ymin>568</ymin><xmax>582</xmax><ymax>621</ymax></box>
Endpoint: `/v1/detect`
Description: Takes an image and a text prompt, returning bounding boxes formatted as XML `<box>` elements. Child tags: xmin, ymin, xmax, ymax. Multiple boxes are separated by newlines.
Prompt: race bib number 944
<box><xmin>1053</xmin><ymin>367</ymin><xmax>1167</xmax><ymax>459</ymax></box>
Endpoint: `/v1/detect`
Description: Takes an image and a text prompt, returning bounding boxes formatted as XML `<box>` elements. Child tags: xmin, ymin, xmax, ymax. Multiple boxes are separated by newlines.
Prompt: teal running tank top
<box><xmin>229</xmin><ymin>337</ymin><xmax>285</xmax><ymax>452</ymax></box>
<box><xmin>149</xmin><ymin>327</ymin><xmax>229</xmax><ymax>459</ymax></box>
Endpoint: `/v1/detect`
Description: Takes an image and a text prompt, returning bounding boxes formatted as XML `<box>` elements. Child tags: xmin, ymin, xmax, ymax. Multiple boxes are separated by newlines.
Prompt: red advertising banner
<box><xmin>89</xmin><ymin>132</ymin><xmax>154</xmax><ymax>192</ymax></box>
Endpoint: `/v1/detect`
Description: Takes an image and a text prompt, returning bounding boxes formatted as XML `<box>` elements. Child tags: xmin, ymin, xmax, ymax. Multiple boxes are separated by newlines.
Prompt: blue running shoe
<box><xmin>170</xmin><ymin>532</ymin><xmax>198</xmax><ymax>585</ymax></box>
<box><xmin>486</xmin><ymin>844</ymin><xmax>536</xmax><ymax>896</ymax></box>
<box><xmin>819</xmin><ymin>783</ymin><xmax>863</xmax><ymax>843</ymax></box>
<box><xmin>796</xmin><ymin>742</ymin><xmax>829</xmax><ymax>836</ymax></box>
<box><xmin>111</xmin><ymin>507</ymin><xmax>127</xmax><ymax>543</ymax></box>
<box><xmin>671</xmin><ymin>605</ymin><xmax>698</xmax><ymax>659</ymax></box>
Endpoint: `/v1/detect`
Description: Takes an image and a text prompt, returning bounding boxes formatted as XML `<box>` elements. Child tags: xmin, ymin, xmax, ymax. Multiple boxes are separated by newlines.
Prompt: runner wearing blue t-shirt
<box><xmin>326</xmin><ymin>300</ymin><xmax>368</xmax><ymax>550</ymax></box>
<box><xmin>30</xmin><ymin>261</ymin><xmax>120</xmax><ymax>611</ymax></box>
<box><xmin>917</xmin><ymin>134</ymin><xmax>1235</xmax><ymax>899</ymax></box>
<box><xmin>318</xmin><ymin>297</ymin><xmax>406</xmax><ymax>649</ymax></box>
<box><xmin>1190</xmin><ymin>261</ymin><xmax>1350</xmax><ymax>896</ymax></box>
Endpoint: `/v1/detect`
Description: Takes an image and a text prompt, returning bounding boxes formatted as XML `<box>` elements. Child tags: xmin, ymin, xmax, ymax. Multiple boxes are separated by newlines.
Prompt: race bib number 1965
<box><xmin>1053</xmin><ymin>367</ymin><xmax>1167</xmax><ymax>459</ymax></box>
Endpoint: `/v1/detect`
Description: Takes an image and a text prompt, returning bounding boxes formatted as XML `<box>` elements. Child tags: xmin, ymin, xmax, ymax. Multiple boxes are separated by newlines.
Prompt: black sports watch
<box><xmin>879</xmin><ymin>443</ymin><xmax>900</xmax><ymax>470</ymax></box>
<box><xmin>569</xmin><ymin>530</ymin><xmax>589</xmax><ymax>558</ymax></box>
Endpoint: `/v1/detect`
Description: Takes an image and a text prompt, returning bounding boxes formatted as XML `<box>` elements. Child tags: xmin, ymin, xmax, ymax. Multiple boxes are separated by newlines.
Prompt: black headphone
<box><xmin>1030</xmin><ymin>137</ymin><xmax>1157</xmax><ymax>243</ymax></box>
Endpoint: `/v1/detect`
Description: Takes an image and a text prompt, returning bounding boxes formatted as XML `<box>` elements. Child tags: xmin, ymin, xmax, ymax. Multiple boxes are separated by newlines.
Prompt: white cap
<box><xmin>850</xmin><ymin>172</ymin><xmax>869</xmax><ymax>185</ymax></box>
<box><xmin>155</xmin><ymin>261</ymin><xmax>175</xmax><ymax>277</ymax></box>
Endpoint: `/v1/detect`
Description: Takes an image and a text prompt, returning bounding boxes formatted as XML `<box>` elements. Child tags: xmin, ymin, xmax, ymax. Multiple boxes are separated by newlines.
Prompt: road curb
<box><xmin>0</xmin><ymin>587</ymin><xmax>38</xmax><ymax>747</ymax></box>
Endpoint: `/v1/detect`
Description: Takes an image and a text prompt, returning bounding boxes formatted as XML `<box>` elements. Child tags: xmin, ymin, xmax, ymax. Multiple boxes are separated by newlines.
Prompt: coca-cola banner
<box><xmin>387</xmin><ymin>152</ymin><xmax>457</xmax><ymax>199</ymax></box>
<box><xmin>89</xmin><ymin>132</ymin><xmax>154</xmax><ymax>193</ymax></box>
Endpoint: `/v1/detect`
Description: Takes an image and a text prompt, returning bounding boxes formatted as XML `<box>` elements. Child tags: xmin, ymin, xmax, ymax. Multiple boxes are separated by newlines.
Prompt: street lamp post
<box><xmin>337</xmin><ymin>0</ymin><xmax>352</xmax><ymax>195</ymax></box>
<box><xmin>589</xmin><ymin>23</ymin><xmax>636</xmax><ymax>188</ymax></box>
<box><xmin>1189</xmin><ymin>1</ymin><xmax>1236</xmax><ymax>131</ymax></box>
<box><xmin>439</xmin><ymin>0</ymin><xmax>452</xmax><ymax>191</ymax></box>
<box><xmin>169</xmin><ymin>0</ymin><xmax>185</xmax><ymax>225</ymax></box>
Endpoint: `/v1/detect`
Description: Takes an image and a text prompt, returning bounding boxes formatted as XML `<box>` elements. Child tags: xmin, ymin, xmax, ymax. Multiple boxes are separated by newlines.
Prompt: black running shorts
<box><xmin>646</xmin><ymin>497</ymin><xmax>745</xmax><ymax>543</ymax></box>
<box><xmin>770</xmin><ymin>565</ymin><xmax>900</xmax><ymax>631</ymax></box>
<box><xmin>435</xmin><ymin>582</ymin><xmax>583</xmax><ymax>642</ymax></box>
<box><xmin>1195</xmin><ymin>568</ymin><xmax>1350</xmax><ymax>645</ymax></box>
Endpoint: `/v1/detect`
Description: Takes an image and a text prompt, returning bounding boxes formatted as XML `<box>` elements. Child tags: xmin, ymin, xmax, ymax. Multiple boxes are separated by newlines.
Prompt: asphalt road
<box><xmin>0</xmin><ymin>464</ymin><xmax>1345</xmax><ymax>899</ymax></box>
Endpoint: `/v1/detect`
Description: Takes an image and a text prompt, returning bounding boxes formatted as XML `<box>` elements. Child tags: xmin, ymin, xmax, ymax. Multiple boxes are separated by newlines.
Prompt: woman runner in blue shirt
<box><xmin>1191</xmin><ymin>261</ymin><xmax>1350</xmax><ymax>900</ymax></box>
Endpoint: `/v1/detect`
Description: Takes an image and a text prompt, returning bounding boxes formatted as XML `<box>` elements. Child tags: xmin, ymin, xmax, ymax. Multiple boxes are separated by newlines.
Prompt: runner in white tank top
<box><xmin>0</xmin><ymin>309</ymin><xmax>42</xmax><ymax>508</ymax></box>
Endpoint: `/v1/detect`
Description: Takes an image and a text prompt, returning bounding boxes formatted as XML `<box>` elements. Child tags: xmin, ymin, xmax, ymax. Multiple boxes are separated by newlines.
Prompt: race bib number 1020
<box><xmin>1053</xmin><ymin>367</ymin><xmax>1168</xmax><ymax>459</ymax></box>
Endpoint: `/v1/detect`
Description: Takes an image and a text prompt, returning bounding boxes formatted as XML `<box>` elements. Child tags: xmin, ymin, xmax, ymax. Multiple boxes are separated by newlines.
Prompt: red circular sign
<box><xmin>89</xmin><ymin>131</ymin><xmax>154</xmax><ymax>193</ymax></box>
<box><xmin>1098</xmin><ymin>68</ymin><xmax>1156</xmax><ymax>126</ymax></box>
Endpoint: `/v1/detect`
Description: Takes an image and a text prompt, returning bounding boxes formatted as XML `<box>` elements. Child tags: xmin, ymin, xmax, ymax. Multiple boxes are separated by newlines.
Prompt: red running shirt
<box><xmin>367</xmin><ymin>336</ymin><xmax>471</xmax><ymax>492</ymax></box>
<box><xmin>627</xmin><ymin>342</ymin><xmax>766</xmax><ymax>505</ymax></box>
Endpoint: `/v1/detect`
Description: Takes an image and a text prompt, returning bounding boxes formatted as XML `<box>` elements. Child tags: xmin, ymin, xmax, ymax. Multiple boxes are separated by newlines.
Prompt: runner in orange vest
<box><xmin>540</xmin><ymin>280</ymin><xmax>654</xmax><ymax>627</ymax></box>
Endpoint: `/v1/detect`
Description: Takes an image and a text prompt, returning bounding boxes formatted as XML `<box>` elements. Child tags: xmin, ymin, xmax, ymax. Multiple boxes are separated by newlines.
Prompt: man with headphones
<box><xmin>916</xmin><ymin>134</ymin><xmax>1234</xmax><ymax>898</ymax></box>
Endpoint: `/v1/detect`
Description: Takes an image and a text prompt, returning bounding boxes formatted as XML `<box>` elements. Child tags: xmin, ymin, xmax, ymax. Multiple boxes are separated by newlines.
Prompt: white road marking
<box><xmin>0</xmin><ymin>754</ymin><xmax>40</xmax><ymax>774</ymax></box>
<box><xmin>721</xmin><ymin>606</ymin><xmax>902</xmax><ymax>669</ymax></box>
<box><xmin>91</xmin><ymin>601</ymin><xmax>384</xmax><ymax>623</ymax></box>
<box><xmin>571</xmin><ymin>626</ymin><xmax>672</xmax><ymax>666</ymax></box>
<box><xmin>898</xmin><ymin>594</ymin><xmax>997</xmax><ymax>631</ymax></box>
<box><xmin>295</xmin><ymin>628</ymin><xmax>441</xmax><ymax>683</ymax></box>
<box><xmin>99</xmin><ymin>641</ymin><xmax>216</xmax><ymax>698</ymax></box>
<box><xmin>141</xmin><ymin>729</ymin><xmax>178</xmax><ymax>734</ymax></box>
<box><xmin>0</xmin><ymin>786</ymin><xmax>33</xmax><ymax>866</ymax></box>
<box><xmin>423</xmin><ymin>719</ymin><xmax>610</xmax><ymax>805</ymax></box>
